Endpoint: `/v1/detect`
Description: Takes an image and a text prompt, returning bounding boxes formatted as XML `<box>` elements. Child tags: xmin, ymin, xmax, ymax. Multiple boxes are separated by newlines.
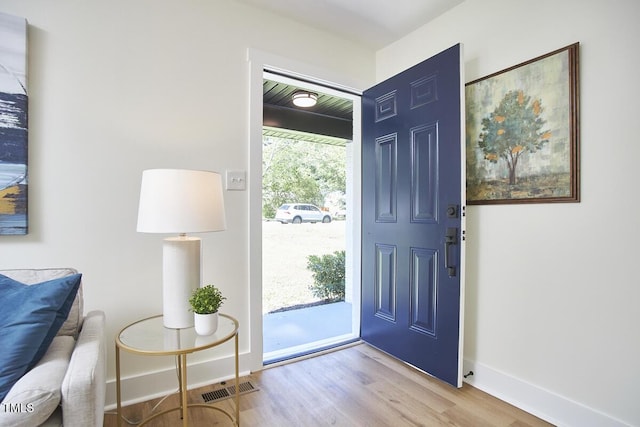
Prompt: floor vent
<box><xmin>202</xmin><ymin>381</ymin><xmax>257</xmax><ymax>403</ymax></box>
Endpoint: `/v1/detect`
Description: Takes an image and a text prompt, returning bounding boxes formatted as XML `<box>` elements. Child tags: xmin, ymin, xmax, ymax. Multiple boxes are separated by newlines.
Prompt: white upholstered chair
<box><xmin>0</xmin><ymin>268</ymin><xmax>106</xmax><ymax>427</ymax></box>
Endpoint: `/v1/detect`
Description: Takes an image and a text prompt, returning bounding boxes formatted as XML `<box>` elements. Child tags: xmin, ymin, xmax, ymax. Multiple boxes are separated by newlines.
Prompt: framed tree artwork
<box><xmin>465</xmin><ymin>43</ymin><xmax>580</xmax><ymax>205</ymax></box>
<box><xmin>0</xmin><ymin>12</ymin><xmax>28</xmax><ymax>234</ymax></box>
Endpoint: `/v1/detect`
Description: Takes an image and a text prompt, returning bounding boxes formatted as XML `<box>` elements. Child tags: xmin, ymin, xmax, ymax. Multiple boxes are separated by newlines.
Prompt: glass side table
<box><xmin>115</xmin><ymin>313</ymin><xmax>239</xmax><ymax>427</ymax></box>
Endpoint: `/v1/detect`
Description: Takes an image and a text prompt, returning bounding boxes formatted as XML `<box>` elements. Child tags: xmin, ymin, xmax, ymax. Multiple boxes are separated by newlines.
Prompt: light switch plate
<box><xmin>226</xmin><ymin>170</ymin><xmax>246</xmax><ymax>191</ymax></box>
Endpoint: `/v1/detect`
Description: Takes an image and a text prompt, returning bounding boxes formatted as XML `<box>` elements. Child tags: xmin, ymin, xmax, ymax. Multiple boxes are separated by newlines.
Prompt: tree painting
<box><xmin>478</xmin><ymin>90</ymin><xmax>551</xmax><ymax>185</ymax></box>
<box><xmin>465</xmin><ymin>43</ymin><xmax>579</xmax><ymax>204</ymax></box>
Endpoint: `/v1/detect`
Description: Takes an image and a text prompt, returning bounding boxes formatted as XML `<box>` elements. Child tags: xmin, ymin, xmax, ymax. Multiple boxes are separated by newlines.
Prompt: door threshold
<box><xmin>263</xmin><ymin>338</ymin><xmax>361</xmax><ymax>368</ymax></box>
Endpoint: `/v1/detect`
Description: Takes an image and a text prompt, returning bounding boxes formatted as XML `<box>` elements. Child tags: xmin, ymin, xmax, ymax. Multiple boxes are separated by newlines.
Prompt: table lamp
<box><xmin>136</xmin><ymin>169</ymin><xmax>226</xmax><ymax>329</ymax></box>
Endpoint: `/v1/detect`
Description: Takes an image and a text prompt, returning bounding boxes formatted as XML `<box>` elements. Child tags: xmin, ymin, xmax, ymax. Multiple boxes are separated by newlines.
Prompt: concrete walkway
<box><xmin>263</xmin><ymin>301</ymin><xmax>353</xmax><ymax>359</ymax></box>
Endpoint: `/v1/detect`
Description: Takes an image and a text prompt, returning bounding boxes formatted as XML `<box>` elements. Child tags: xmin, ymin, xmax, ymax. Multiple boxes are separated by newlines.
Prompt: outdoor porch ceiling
<box><xmin>263</xmin><ymin>126</ymin><xmax>349</xmax><ymax>147</ymax></box>
<box><xmin>263</xmin><ymin>78</ymin><xmax>353</xmax><ymax>146</ymax></box>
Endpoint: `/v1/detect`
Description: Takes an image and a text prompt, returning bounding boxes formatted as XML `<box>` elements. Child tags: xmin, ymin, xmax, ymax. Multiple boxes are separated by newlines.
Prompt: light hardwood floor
<box><xmin>104</xmin><ymin>343</ymin><xmax>552</xmax><ymax>426</ymax></box>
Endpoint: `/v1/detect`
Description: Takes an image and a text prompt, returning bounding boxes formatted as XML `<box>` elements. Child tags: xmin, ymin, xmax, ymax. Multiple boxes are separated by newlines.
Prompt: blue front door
<box><xmin>361</xmin><ymin>44</ymin><xmax>465</xmax><ymax>387</ymax></box>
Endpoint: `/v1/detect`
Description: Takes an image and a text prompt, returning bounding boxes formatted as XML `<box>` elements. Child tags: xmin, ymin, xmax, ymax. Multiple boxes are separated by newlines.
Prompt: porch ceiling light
<box><xmin>292</xmin><ymin>90</ymin><xmax>318</xmax><ymax>108</ymax></box>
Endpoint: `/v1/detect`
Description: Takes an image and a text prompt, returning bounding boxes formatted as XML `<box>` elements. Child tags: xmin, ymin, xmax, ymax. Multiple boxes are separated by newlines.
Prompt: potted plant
<box><xmin>189</xmin><ymin>284</ymin><xmax>226</xmax><ymax>335</ymax></box>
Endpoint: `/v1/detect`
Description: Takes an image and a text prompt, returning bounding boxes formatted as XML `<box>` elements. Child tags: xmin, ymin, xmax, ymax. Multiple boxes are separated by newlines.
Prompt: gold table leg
<box><xmin>179</xmin><ymin>354</ymin><xmax>188</xmax><ymax>427</ymax></box>
<box><xmin>235</xmin><ymin>333</ymin><xmax>240</xmax><ymax>426</ymax></box>
<box><xmin>116</xmin><ymin>344</ymin><xmax>122</xmax><ymax>427</ymax></box>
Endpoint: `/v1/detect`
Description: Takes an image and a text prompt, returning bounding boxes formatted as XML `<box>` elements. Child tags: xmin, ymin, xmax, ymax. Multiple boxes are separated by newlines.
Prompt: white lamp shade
<box><xmin>137</xmin><ymin>169</ymin><xmax>226</xmax><ymax>233</ymax></box>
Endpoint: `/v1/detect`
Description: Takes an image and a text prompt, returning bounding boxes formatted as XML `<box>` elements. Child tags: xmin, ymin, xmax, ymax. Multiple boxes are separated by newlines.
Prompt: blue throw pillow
<box><xmin>0</xmin><ymin>273</ymin><xmax>81</xmax><ymax>402</ymax></box>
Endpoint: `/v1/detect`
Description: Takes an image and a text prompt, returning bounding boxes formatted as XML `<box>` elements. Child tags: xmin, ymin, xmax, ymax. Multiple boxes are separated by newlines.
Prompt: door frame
<box><xmin>247</xmin><ymin>48</ymin><xmax>365</xmax><ymax>372</ymax></box>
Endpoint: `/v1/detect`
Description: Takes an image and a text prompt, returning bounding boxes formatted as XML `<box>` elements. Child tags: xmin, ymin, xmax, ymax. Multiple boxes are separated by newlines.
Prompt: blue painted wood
<box><xmin>361</xmin><ymin>44</ymin><xmax>463</xmax><ymax>387</ymax></box>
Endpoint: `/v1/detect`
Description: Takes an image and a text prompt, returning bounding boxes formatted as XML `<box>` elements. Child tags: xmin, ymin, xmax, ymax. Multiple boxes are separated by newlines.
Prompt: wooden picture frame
<box><xmin>465</xmin><ymin>43</ymin><xmax>580</xmax><ymax>205</ymax></box>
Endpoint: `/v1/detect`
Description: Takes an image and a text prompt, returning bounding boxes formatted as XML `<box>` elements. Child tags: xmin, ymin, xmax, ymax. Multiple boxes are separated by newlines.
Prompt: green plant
<box><xmin>307</xmin><ymin>250</ymin><xmax>345</xmax><ymax>301</ymax></box>
<box><xmin>189</xmin><ymin>285</ymin><xmax>226</xmax><ymax>314</ymax></box>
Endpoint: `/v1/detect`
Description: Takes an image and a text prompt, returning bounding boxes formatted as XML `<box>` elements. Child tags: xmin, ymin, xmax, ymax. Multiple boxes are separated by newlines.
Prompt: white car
<box><xmin>275</xmin><ymin>203</ymin><xmax>332</xmax><ymax>224</ymax></box>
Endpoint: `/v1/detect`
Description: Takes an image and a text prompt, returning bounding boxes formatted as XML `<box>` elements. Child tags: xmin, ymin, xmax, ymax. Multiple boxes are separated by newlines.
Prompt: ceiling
<box><xmin>234</xmin><ymin>0</ymin><xmax>464</xmax><ymax>49</ymax></box>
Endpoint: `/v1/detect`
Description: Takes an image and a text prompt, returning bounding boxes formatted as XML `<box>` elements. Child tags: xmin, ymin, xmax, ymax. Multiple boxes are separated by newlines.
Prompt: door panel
<box><xmin>361</xmin><ymin>44</ymin><xmax>464</xmax><ymax>387</ymax></box>
<box><xmin>410</xmin><ymin>247</ymin><xmax>437</xmax><ymax>336</ymax></box>
<box><xmin>411</xmin><ymin>123</ymin><xmax>438</xmax><ymax>222</ymax></box>
<box><xmin>374</xmin><ymin>243</ymin><xmax>397</xmax><ymax>321</ymax></box>
<box><xmin>375</xmin><ymin>133</ymin><xmax>397</xmax><ymax>222</ymax></box>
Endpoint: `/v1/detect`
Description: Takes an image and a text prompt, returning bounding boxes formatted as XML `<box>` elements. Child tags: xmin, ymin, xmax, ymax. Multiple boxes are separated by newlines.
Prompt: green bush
<box><xmin>307</xmin><ymin>250</ymin><xmax>345</xmax><ymax>301</ymax></box>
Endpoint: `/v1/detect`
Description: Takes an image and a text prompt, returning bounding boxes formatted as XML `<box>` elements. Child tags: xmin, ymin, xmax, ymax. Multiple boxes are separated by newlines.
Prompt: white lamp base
<box><xmin>163</xmin><ymin>235</ymin><xmax>201</xmax><ymax>328</ymax></box>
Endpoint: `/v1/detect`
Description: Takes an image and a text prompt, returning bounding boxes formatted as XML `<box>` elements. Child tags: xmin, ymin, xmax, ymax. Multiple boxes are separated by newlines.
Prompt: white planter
<box><xmin>194</xmin><ymin>312</ymin><xmax>219</xmax><ymax>335</ymax></box>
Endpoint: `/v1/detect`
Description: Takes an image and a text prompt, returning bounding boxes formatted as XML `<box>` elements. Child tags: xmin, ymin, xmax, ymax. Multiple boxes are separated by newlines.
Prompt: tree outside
<box><xmin>262</xmin><ymin>136</ymin><xmax>346</xmax><ymax>218</ymax></box>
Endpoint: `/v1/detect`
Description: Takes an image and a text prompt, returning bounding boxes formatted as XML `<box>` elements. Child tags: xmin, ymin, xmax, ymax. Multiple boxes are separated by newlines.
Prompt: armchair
<box><xmin>0</xmin><ymin>268</ymin><xmax>106</xmax><ymax>427</ymax></box>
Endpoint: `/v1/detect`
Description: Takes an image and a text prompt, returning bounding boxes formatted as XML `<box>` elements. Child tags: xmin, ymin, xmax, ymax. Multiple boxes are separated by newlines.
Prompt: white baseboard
<box><xmin>462</xmin><ymin>359</ymin><xmax>631</xmax><ymax>427</ymax></box>
<box><xmin>104</xmin><ymin>351</ymin><xmax>251</xmax><ymax>411</ymax></box>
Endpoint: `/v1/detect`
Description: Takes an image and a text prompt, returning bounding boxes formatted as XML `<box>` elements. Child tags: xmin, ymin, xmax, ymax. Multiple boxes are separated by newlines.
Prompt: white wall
<box><xmin>0</xmin><ymin>0</ymin><xmax>375</xmax><ymax>407</ymax></box>
<box><xmin>377</xmin><ymin>0</ymin><xmax>640</xmax><ymax>425</ymax></box>
<box><xmin>3</xmin><ymin>0</ymin><xmax>638</xmax><ymax>423</ymax></box>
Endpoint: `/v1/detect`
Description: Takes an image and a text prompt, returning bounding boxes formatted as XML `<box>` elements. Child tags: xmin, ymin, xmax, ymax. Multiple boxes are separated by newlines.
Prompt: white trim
<box><xmin>457</xmin><ymin>43</ymin><xmax>467</xmax><ymax>388</ymax></box>
<box><xmin>463</xmin><ymin>359</ymin><xmax>632</xmax><ymax>427</ymax></box>
<box><xmin>247</xmin><ymin>48</ymin><xmax>265</xmax><ymax>373</ymax></box>
<box><xmin>247</xmin><ymin>48</ymin><xmax>363</xmax><ymax>372</ymax></box>
<box><xmin>349</xmin><ymin>97</ymin><xmax>363</xmax><ymax>340</ymax></box>
<box><xmin>104</xmin><ymin>352</ymin><xmax>251</xmax><ymax>410</ymax></box>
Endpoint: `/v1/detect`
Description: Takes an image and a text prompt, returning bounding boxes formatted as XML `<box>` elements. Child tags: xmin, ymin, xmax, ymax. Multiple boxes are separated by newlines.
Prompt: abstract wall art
<box><xmin>0</xmin><ymin>12</ymin><xmax>28</xmax><ymax>234</ymax></box>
